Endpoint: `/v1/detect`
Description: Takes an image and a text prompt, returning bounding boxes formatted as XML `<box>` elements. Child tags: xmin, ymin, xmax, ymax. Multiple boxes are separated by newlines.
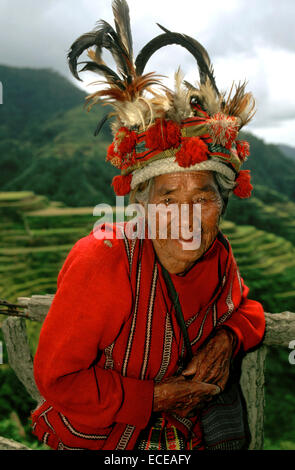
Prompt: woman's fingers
<box><xmin>172</xmin><ymin>380</ymin><xmax>220</xmax><ymax>410</ymax></box>
<box><xmin>153</xmin><ymin>376</ymin><xmax>220</xmax><ymax>413</ymax></box>
<box><xmin>192</xmin><ymin>380</ymin><xmax>220</xmax><ymax>398</ymax></box>
<box><xmin>163</xmin><ymin>330</ymin><xmax>236</xmax><ymax>416</ymax></box>
<box><xmin>181</xmin><ymin>355</ymin><xmax>200</xmax><ymax>376</ymax></box>
<box><xmin>168</xmin><ymin>381</ymin><xmax>221</xmax><ymax>417</ymax></box>
<box><xmin>182</xmin><ymin>331</ymin><xmax>234</xmax><ymax>385</ymax></box>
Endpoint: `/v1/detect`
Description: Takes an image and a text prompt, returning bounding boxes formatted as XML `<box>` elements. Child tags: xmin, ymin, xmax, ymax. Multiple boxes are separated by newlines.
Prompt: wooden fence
<box><xmin>1</xmin><ymin>294</ymin><xmax>295</xmax><ymax>450</ymax></box>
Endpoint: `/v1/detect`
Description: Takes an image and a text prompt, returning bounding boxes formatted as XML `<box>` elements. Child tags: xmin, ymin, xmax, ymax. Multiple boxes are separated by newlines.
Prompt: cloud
<box><xmin>205</xmin><ymin>0</ymin><xmax>295</xmax><ymax>57</ymax></box>
<box><xmin>0</xmin><ymin>0</ymin><xmax>294</xmax><ymax>145</ymax></box>
<box><xmin>250</xmin><ymin>118</ymin><xmax>295</xmax><ymax>145</ymax></box>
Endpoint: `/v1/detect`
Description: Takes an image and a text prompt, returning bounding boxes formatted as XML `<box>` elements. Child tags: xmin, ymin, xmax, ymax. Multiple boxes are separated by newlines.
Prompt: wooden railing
<box><xmin>1</xmin><ymin>294</ymin><xmax>295</xmax><ymax>450</ymax></box>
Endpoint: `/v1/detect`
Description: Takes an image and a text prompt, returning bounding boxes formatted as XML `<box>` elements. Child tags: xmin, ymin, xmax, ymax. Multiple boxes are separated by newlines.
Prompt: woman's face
<box><xmin>147</xmin><ymin>171</ymin><xmax>223</xmax><ymax>273</ymax></box>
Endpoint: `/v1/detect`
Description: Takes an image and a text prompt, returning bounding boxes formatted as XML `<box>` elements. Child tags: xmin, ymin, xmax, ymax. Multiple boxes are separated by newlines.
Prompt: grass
<box><xmin>264</xmin><ymin>439</ymin><xmax>295</xmax><ymax>450</ymax></box>
<box><xmin>0</xmin><ymin>192</ymin><xmax>34</xmax><ymax>201</ymax></box>
<box><xmin>0</xmin><ymin>244</ymin><xmax>73</xmax><ymax>255</ymax></box>
<box><xmin>27</xmin><ymin>206</ymin><xmax>95</xmax><ymax>216</ymax></box>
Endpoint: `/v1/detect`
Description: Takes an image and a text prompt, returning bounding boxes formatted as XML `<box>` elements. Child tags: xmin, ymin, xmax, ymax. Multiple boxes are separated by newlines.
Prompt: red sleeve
<box><xmin>33</xmin><ymin>229</ymin><xmax>154</xmax><ymax>430</ymax></box>
<box><xmin>221</xmin><ymin>275</ymin><xmax>266</xmax><ymax>355</ymax></box>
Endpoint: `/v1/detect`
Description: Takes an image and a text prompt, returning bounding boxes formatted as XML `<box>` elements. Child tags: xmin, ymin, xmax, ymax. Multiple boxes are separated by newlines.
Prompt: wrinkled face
<box><xmin>147</xmin><ymin>171</ymin><xmax>223</xmax><ymax>266</ymax></box>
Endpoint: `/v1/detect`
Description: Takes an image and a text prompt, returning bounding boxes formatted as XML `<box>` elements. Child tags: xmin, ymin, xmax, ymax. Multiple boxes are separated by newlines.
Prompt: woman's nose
<box><xmin>179</xmin><ymin>203</ymin><xmax>201</xmax><ymax>233</ymax></box>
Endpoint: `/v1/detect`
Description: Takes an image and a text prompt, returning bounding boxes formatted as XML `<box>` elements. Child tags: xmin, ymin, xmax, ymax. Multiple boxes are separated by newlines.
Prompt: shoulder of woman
<box><xmin>57</xmin><ymin>223</ymin><xmax>130</xmax><ymax>288</ymax></box>
<box><xmin>77</xmin><ymin>223</ymin><xmax>126</xmax><ymax>256</ymax></box>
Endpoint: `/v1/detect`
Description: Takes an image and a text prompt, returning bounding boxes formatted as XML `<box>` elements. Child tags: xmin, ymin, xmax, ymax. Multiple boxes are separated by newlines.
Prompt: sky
<box><xmin>0</xmin><ymin>0</ymin><xmax>295</xmax><ymax>146</ymax></box>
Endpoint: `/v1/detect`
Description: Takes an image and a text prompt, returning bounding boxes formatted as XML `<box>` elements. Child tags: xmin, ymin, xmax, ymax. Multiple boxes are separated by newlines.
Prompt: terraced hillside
<box><xmin>0</xmin><ymin>192</ymin><xmax>96</xmax><ymax>302</ymax></box>
<box><xmin>226</xmin><ymin>184</ymin><xmax>295</xmax><ymax>246</ymax></box>
<box><xmin>221</xmin><ymin>221</ymin><xmax>295</xmax><ymax>312</ymax></box>
<box><xmin>0</xmin><ymin>191</ymin><xmax>294</xmax><ymax>314</ymax></box>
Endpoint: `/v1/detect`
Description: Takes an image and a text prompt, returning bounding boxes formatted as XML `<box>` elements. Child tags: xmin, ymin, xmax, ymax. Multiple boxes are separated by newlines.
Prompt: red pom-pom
<box><xmin>115</xmin><ymin>127</ymin><xmax>137</xmax><ymax>155</ymax></box>
<box><xmin>175</xmin><ymin>137</ymin><xmax>208</xmax><ymax>167</ymax></box>
<box><xmin>236</xmin><ymin>140</ymin><xmax>250</xmax><ymax>161</ymax></box>
<box><xmin>111</xmin><ymin>174</ymin><xmax>132</xmax><ymax>196</ymax></box>
<box><xmin>145</xmin><ymin>119</ymin><xmax>181</xmax><ymax>151</ymax></box>
<box><xmin>233</xmin><ymin>170</ymin><xmax>253</xmax><ymax>198</ymax></box>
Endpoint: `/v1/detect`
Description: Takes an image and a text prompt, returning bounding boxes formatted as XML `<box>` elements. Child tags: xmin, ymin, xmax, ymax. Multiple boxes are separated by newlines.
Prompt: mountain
<box><xmin>0</xmin><ymin>65</ymin><xmax>118</xmax><ymax>206</ymax></box>
<box><xmin>238</xmin><ymin>132</ymin><xmax>295</xmax><ymax>201</ymax></box>
<box><xmin>278</xmin><ymin>144</ymin><xmax>295</xmax><ymax>162</ymax></box>
<box><xmin>1</xmin><ymin>64</ymin><xmax>295</xmax><ymax>206</ymax></box>
<box><xmin>0</xmin><ymin>64</ymin><xmax>85</xmax><ymax>138</ymax></box>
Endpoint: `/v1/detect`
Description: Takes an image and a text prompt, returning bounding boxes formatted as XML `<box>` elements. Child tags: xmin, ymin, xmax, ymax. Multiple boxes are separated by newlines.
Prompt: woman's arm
<box><xmin>219</xmin><ymin>274</ymin><xmax>266</xmax><ymax>354</ymax></box>
<box><xmin>34</xmin><ymin>231</ymin><xmax>154</xmax><ymax>430</ymax></box>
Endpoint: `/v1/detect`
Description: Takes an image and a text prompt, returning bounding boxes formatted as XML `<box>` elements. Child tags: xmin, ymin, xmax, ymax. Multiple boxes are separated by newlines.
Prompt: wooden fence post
<box><xmin>1</xmin><ymin>316</ymin><xmax>41</xmax><ymax>403</ymax></box>
<box><xmin>240</xmin><ymin>346</ymin><xmax>267</xmax><ymax>450</ymax></box>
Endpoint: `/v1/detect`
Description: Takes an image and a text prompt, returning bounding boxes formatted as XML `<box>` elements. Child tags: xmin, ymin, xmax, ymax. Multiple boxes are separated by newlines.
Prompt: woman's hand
<box><xmin>153</xmin><ymin>328</ymin><xmax>236</xmax><ymax>418</ymax></box>
<box><xmin>181</xmin><ymin>327</ymin><xmax>237</xmax><ymax>391</ymax></box>
<box><xmin>153</xmin><ymin>375</ymin><xmax>220</xmax><ymax>415</ymax></box>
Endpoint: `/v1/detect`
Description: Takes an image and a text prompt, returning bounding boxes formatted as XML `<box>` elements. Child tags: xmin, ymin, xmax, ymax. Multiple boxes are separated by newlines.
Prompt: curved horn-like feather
<box><xmin>135</xmin><ymin>25</ymin><xmax>219</xmax><ymax>96</ymax></box>
<box><xmin>67</xmin><ymin>30</ymin><xmax>105</xmax><ymax>81</ymax></box>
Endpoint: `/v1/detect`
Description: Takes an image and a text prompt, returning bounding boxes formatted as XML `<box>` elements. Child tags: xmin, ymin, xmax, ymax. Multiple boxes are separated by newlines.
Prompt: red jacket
<box><xmin>31</xmin><ymin>222</ymin><xmax>265</xmax><ymax>450</ymax></box>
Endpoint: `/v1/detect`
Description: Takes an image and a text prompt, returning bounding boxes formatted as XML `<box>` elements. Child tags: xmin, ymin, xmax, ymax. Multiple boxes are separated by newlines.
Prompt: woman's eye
<box><xmin>164</xmin><ymin>198</ymin><xmax>172</xmax><ymax>205</ymax></box>
<box><xmin>195</xmin><ymin>197</ymin><xmax>207</xmax><ymax>203</ymax></box>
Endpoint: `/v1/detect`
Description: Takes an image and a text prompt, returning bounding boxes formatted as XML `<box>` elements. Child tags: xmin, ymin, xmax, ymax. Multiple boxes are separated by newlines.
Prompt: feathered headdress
<box><xmin>67</xmin><ymin>0</ymin><xmax>255</xmax><ymax>198</ymax></box>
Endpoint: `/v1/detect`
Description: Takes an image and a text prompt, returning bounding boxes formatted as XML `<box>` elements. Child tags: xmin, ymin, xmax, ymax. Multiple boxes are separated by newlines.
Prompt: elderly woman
<box><xmin>31</xmin><ymin>0</ymin><xmax>265</xmax><ymax>451</ymax></box>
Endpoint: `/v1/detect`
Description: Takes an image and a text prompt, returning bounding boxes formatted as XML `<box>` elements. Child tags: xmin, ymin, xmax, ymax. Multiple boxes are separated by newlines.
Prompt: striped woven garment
<box><xmin>31</xmin><ymin>221</ymin><xmax>264</xmax><ymax>450</ymax></box>
<box><xmin>135</xmin><ymin>414</ymin><xmax>205</xmax><ymax>450</ymax></box>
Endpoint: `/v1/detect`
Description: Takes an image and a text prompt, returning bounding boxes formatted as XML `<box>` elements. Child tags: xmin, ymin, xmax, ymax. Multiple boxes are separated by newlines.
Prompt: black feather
<box><xmin>112</xmin><ymin>0</ymin><xmax>133</xmax><ymax>58</ymax></box>
<box><xmin>156</xmin><ymin>23</ymin><xmax>170</xmax><ymax>33</ymax></box>
<box><xmin>94</xmin><ymin>113</ymin><xmax>111</xmax><ymax>137</ymax></box>
<box><xmin>135</xmin><ymin>28</ymin><xmax>219</xmax><ymax>96</ymax></box>
<box><xmin>77</xmin><ymin>61</ymin><xmax>125</xmax><ymax>89</ymax></box>
<box><xmin>68</xmin><ymin>18</ymin><xmax>133</xmax><ymax>83</ymax></box>
<box><xmin>97</xmin><ymin>20</ymin><xmax>133</xmax><ymax>79</ymax></box>
<box><xmin>157</xmin><ymin>23</ymin><xmax>214</xmax><ymax>78</ymax></box>
<box><xmin>67</xmin><ymin>30</ymin><xmax>104</xmax><ymax>81</ymax></box>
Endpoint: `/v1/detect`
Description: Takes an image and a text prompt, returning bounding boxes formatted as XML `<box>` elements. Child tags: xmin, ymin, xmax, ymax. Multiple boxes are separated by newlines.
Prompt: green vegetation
<box><xmin>0</xmin><ymin>64</ymin><xmax>294</xmax><ymax>450</ymax></box>
<box><xmin>0</xmin><ymin>65</ymin><xmax>85</xmax><ymax>139</ymax></box>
